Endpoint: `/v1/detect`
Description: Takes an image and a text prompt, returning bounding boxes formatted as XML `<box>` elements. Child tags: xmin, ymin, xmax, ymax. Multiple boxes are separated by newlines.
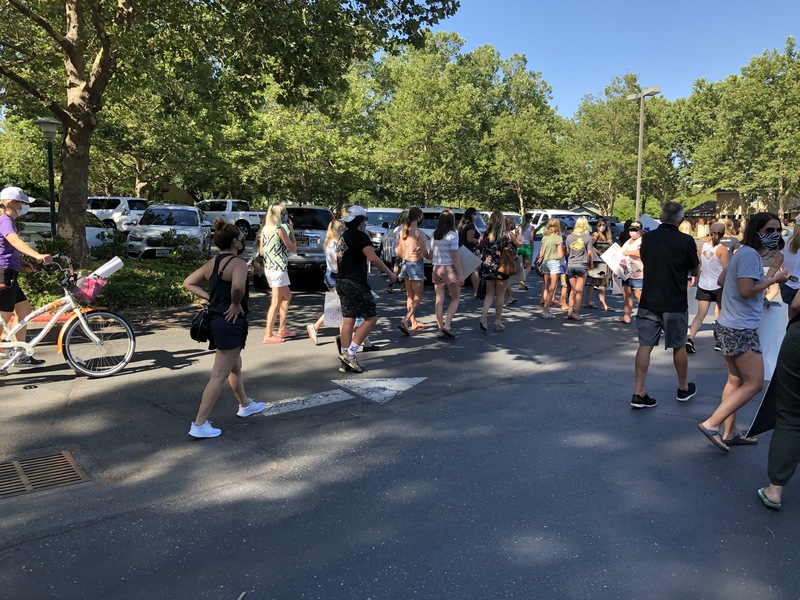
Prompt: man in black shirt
<box><xmin>631</xmin><ymin>202</ymin><xmax>700</xmax><ymax>409</ymax></box>
<box><xmin>336</xmin><ymin>205</ymin><xmax>397</xmax><ymax>373</ymax></box>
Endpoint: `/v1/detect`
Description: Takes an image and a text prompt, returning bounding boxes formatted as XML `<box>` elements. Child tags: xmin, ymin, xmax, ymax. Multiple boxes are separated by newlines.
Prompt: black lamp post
<box><xmin>36</xmin><ymin>117</ymin><xmax>60</xmax><ymax>237</ymax></box>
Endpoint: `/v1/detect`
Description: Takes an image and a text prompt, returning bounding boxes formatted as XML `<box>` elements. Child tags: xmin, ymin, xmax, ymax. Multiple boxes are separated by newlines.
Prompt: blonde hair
<box><xmin>544</xmin><ymin>218</ymin><xmax>561</xmax><ymax>236</ymax></box>
<box><xmin>789</xmin><ymin>226</ymin><xmax>800</xmax><ymax>254</ymax></box>
<box><xmin>722</xmin><ymin>218</ymin><xmax>737</xmax><ymax>236</ymax></box>
<box><xmin>485</xmin><ymin>210</ymin><xmax>505</xmax><ymax>243</ymax></box>
<box><xmin>325</xmin><ymin>219</ymin><xmax>343</xmax><ymax>247</ymax></box>
<box><xmin>573</xmin><ymin>216</ymin><xmax>590</xmax><ymax>236</ymax></box>
<box><xmin>263</xmin><ymin>203</ymin><xmax>284</xmax><ymax>237</ymax></box>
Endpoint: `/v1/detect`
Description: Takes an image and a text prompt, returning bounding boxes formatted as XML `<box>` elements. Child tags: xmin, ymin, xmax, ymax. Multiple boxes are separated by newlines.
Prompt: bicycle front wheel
<box><xmin>63</xmin><ymin>311</ymin><xmax>136</xmax><ymax>378</ymax></box>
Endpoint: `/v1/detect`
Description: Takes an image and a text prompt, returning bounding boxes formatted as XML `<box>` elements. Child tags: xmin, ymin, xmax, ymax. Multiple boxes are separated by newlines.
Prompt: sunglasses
<box><xmin>628</xmin><ymin>227</ymin><xmax>640</xmax><ymax>232</ymax></box>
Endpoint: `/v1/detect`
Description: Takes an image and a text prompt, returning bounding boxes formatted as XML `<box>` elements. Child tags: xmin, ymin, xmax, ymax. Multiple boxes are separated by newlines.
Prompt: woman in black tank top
<box><xmin>182</xmin><ymin>219</ymin><xmax>265</xmax><ymax>438</ymax></box>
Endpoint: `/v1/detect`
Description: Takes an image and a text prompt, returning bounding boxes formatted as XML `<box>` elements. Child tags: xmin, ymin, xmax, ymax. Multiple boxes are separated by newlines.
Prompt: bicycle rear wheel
<box><xmin>63</xmin><ymin>311</ymin><xmax>136</xmax><ymax>378</ymax></box>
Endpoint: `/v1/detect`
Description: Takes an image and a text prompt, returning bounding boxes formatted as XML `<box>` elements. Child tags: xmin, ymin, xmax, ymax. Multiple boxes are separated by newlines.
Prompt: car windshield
<box><xmin>367</xmin><ymin>211</ymin><xmax>399</xmax><ymax>227</ymax></box>
<box><xmin>128</xmin><ymin>200</ymin><xmax>149</xmax><ymax>211</ymax></box>
<box><xmin>287</xmin><ymin>207</ymin><xmax>333</xmax><ymax>230</ymax></box>
<box><xmin>86</xmin><ymin>212</ymin><xmax>105</xmax><ymax>227</ymax></box>
<box><xmin>140</xmin><ymin>208</ymin><xmax>198</xmax><ymax>227</ymax></box>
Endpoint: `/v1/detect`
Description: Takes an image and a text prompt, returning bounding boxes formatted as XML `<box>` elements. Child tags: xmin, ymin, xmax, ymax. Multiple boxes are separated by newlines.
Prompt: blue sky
<box><xmin>432</xmin><ymin>0</ymin><xmax>800</xmax><ymax>117</ymax></box>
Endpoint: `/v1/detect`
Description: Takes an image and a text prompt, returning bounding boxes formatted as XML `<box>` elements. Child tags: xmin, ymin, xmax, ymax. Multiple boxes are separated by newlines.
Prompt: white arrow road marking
<box><xmin>262</xmin><ymin>389</ymin><xmax>356</xmax><ymax>417</ymax></box>
<box><xmin>331</xmin><ymin>377</ymin><xmax>427</xmax><ymax>404</ymax></box>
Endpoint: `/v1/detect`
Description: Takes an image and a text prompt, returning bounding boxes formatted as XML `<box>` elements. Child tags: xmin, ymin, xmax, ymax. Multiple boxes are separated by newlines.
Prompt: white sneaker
<box><xmin>541</xmin><ymin>312</ymin><xmax>556</xmax><ymax>319</ymax></box>
<box><xmin>189</xmin><ymin>421</ymin><xmax>221</xmax><ymax>438</ymax></box>
<box><xmin>237</xmin><ymin>399</ymin><xmax>265</xmax><ymax>417</ymax></box>
<box><xmin>306</xmin><ymin>324</ymin><xmax>319</xmax><ymax>345</ymax></box>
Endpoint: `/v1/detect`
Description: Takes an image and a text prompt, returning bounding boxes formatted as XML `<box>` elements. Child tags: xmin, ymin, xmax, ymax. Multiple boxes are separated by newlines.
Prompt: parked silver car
<box><xmin>126</xmin><ymin>204</ymin><xmax>211</xmax><ymax>258</ymax></box>
<box><xmin>366</xmin><ymin>207</ymin><xmax>403</xmax><ymax>251</ymax></box>
<box><xmin>284</xmin><ymin>205</ymin><xmax>335</xmax><ymax>282</ymax></box>
<box><xmin>17</xmin><ymin>208</ymin><xmax>110</xmax><ymax>252</ymax></box>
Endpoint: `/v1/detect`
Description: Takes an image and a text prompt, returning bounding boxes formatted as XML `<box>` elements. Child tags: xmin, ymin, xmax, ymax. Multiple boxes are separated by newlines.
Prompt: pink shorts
<box><xmin>432</xmin><ymin>264</ymin><xmax>459</xmax><ymax>285</ymax></box>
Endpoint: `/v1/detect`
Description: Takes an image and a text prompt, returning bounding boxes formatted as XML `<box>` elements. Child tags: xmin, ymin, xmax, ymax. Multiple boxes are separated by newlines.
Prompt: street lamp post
<box><xmin>36</xmin><ymin>117</ymin><xmax>61</xmax><ymax>237</ymax></box>
<box><xmin>626</xmin><ymin>87</ymin><xmax>660</xmax><ymax>220</ymax></box>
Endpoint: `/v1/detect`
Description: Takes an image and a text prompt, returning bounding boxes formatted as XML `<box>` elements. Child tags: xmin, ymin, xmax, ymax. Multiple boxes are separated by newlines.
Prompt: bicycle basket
<box><xmin>71</xmin><ymin>275</ymin><xmax>107</xmax><ymax>304</ymax></box>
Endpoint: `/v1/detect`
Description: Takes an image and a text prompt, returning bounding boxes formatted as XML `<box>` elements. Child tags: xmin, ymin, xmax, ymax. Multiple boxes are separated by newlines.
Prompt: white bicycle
<box><xmin>0</xmin><ymin>256</ymin><xmax>135</xmax><ymax>378</ymax></box>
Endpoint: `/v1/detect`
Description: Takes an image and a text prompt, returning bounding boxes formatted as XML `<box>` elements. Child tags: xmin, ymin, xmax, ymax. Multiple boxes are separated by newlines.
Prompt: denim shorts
<box><xmin>565</xmin><ymin>267</ymin><xmax>587</xmax><ymax>277</ymax></box>
<box><xmin>542</xmin><ymin>260</ymin><xmax>561</xmax><ymax>274</ymax></box>
<box><xmin>622</xmin><ymin>278</ymin><xmax>643</xmax><ymax>290</ymax></box>
<box><xmin>324</xmin><ymin>269</ymin><xmax>337</xmax><ymax>290</ymax></box>
<box><xmin>400</xmin><ymin>259</ymin><xmax>425</xmax><ymax>281</ymax></box>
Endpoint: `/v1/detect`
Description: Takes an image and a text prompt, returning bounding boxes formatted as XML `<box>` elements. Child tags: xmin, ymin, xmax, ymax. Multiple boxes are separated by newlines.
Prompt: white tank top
<box><xmin>781</xmin><ymin>246</ymin><xmax>800</xmax><ymax>290</ymax></box>
<box><xmin>699</xmin><ymin>241</ymin><xmax>724</xmax><ymax>291</ymax></box>
<box><xmin>520</xmin><ymin>224</ymin><xmax>533</xmax><ymax>244</ymax></box>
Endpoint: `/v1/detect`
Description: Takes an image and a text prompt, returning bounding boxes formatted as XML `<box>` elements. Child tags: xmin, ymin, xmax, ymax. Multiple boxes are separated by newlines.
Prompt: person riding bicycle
<box><xmin>0</xmin><ymin>186</ymin><xmax>52</xmax><ymax>367</ymax></box>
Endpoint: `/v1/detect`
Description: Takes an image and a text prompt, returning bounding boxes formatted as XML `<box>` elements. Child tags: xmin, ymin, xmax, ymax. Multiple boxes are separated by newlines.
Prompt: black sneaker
<box><xmin>16</xmin><ymin>356</ymin><xmax>45</xmax><ymax>368</ymax></box>
<box><xmin>361</xmin><ymin>343</ymin><xmax>381</xmax><ymax>352</ymax></box>
<box><xmin>685</xmin><ymin>339</ymin><xmax>696</xmax><ymax>353</ymax></box>
<box><xmin>631</xmin><ymin>393</ymin><xmax>657</xmax><ymax>408</ymax></box>
<box><xmin>714</xmin><ymin>343</ymin><xmax>721</xmax><ymax>351</ymax></box>
<box><xmin>677</xmin><ymin>382</ymin><xmax>697</xmax><ymax>402</ymax></box>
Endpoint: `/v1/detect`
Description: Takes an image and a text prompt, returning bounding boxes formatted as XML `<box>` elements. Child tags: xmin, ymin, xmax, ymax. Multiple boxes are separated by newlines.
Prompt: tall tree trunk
<box><xmin>58</xmin><ymin>122</ymin><xmax>92</xmax><ymax>266</ymax></box>
<box><xmin>517</xmin><ymin>188</ymin><xmax>524</xmax><ymax>216</ymax></box>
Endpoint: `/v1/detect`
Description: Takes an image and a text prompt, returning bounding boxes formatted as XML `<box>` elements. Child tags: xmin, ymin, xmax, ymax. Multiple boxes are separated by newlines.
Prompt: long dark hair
<box><xmin>434</xmin><ymin>210</ymin><xmax>455</xmax><ymax>240</ymax></box>
<box><xmin>742</xmin><ymin>212</ymin><xmax>782</xmax><ymax>250</ymax></box>
<box><xmin>458</xmin><ymin>207</ymin><xmax>477</xmax><ymax>232</ymax></box>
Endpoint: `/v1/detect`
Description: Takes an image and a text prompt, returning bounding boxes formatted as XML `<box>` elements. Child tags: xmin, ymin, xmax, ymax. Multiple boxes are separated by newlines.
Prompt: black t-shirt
<box><xmin>459</xmin><ymin>223</ymin><xmax>477</xmax><ymax>251</ymax></box>
<box><xmin>336</xmin><ymin>227</ymin><xmax>372</xmax><ymax>283</ymax></box>
<box><xmin>639</xmin><ymin>223</ymin><xmax>700</xmax><ymax>312</ymax></box>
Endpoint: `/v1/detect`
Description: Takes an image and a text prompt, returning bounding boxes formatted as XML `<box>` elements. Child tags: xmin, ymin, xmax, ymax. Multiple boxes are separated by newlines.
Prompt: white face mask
<box><xmin>16</xmin><ymin>203</ymin><xmax>29</xmax><ymax>216</ymax></box>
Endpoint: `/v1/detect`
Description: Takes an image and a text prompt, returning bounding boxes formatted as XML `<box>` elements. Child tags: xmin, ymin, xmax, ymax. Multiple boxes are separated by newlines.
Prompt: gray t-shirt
<box><xmin>717</xmin><ymin>246</ymin><xmax>764</xmax><ymax>330</ymax></box>
<box><xmin>566</xmin><ymin>233</ymin><xmax>593</xmax><ymax>268</ymax></box>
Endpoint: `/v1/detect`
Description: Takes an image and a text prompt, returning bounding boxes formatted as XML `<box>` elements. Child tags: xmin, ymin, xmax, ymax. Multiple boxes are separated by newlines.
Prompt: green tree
<box><xmin>0</xmin><ymin>0</ymin><xmax>458</xmax><ymax>264</ymax></box>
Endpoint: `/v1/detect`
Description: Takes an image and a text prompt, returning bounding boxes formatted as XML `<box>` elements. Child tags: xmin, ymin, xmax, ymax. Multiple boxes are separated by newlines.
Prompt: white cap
<box><xmin>0</xmin><ymin>186</ymin><xmax>31</xmax><ymax>203</ymax></box>
<box><xmin>342</xmin><ymin>205</ymin><xmax>367</xmax><ymax>222</ymax></box>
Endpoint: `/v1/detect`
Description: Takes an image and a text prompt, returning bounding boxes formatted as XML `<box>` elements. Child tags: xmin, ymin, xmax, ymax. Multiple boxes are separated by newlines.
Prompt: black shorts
<box><xmin>695</xmin><ymin>286</ymin><xmax>722</xmax><ymax>304</ymax></box>
<box><xmin>209</xmin><ymin>315</ymin><xmax>248</xmax><ymax>350</ymax></box>
<box><xmin>336</xmin><ymin>279</ymin><xmax>377</xmax><ymax>319</ymax></box>
<box><xmin>0</xmin><ymin>269</ymin><xmax>26</xmax><ymax>312</ymax></box>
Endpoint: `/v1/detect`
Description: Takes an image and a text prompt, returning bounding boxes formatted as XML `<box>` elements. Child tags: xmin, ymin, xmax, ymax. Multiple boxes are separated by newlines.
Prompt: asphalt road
<box><xmin>1</xmin><ymin>264</ymin><xmax>798</xmax><ymax>599</ymax></box>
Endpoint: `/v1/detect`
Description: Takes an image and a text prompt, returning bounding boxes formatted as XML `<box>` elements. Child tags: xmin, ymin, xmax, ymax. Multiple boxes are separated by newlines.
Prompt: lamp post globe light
<box><xmin>35</xmin><ymin>116</ymin><xmax>61</xmax><ymax>237</ymax></box>
<box><xmin>626</xmin><ymin>87</ymin><xmax>660</xmax><ymax>220</ymax></box>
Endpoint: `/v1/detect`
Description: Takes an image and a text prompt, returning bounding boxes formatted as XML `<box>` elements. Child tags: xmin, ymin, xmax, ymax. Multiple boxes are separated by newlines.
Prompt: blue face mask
<box><xmin>281</xmin><ymin>214</ymin><xmax>289</xmax><ymax>224</ymax></box>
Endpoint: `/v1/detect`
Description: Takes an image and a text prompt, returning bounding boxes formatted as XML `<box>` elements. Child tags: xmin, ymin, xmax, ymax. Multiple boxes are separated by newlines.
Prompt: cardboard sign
<box><xmin>638</xmin><ymin>215</ymin><xmax>660</xmax><ymax>233</ymax></box>
<box><xmin>458</xmin><ymin>245</ymin><xmax>482</xmax><ymax>275</ymax></box>
<box><xmin>745</xmin><ymin>302</ymin><xmax>788</xmax><ymax>437</ymax></box>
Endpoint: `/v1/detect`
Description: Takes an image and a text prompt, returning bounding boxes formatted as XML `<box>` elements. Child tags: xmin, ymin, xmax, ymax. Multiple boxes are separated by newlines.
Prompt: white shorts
<box><xmin>266</xmin><ymin>269</ymin><xmax>290</xmax><ymax>288</ymax></box>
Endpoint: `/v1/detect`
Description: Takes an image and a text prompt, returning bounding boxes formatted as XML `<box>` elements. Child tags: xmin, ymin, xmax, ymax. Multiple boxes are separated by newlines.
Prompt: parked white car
<box><xmin>196</xmin><ymin>199</ymin><xmax>266</xmax><ymax>239</ymax></box>
<box><xmin>126</xmin><ymin>204</ymin><xmax>211</xmax><ymax>258</ymax></box>
<box><xmin>17</xmin><ymin>208</ymin><xmax>110</xmax><ymax>252</ymax></box>
<box><xmin>87</xmin><ymin>196</ymin><xmax>149</xmax><ymax>231</ymax></box>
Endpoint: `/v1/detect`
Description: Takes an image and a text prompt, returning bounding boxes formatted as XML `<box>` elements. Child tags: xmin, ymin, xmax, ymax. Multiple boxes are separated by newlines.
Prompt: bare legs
<box><xmin>341</xmin><ymin>315</ymin><xmax>378</xmax><ymax>350</ymax></box>
<box><xmin>481</xmin><ymin>279</ymin><xmax>509</xmax><ymax>329</ymax></box>
<box><xmin>621</xmin><ymin>286</ymin><xmax>640</xmax><ymax>324</ymax></box>
<box><xmin>264</xmin><ymin>285</ymin><xmax>292</xmax><ymax>340</ymax></box>
<box><xmin>688</xmin><ymin>299</ymin><xmax>712</xmax><ymax>342</ymax></box>
<box><xmin>542</xmin><ymin>273</ymin><xmax>559</xmax><ymax>314</ymax></box>
<box><xmin>701</xmin><ymin>351</ymin><xmax>764</xmax><ymax>436</ymax></box>
<box><xmin>194</xmin><ymin>349</ymin><xmax>250</xmax><ymax>425</ymax></box>
<box><xmin>568</xmin><ymin>273</ymin><xmax>587</xmax><ymax>318</ymax></box>
<box><xmin>434</xmin><ymin>281</ymin><xmax>461</xmax><ymax>332</ymax></box>
<box><xmin>2</xmin><ymin>299</ymin><xmax>33</xmax><ymax>343</ymax></box>
<box><xmin>634</xmin><ymin>345</ymin><xmax>688</xmax><ymax>397</ymax></box>
<box><xmin>402</xmin><ymin>279</ymin><xmax>425</xmax><ymax>329</ymax></box>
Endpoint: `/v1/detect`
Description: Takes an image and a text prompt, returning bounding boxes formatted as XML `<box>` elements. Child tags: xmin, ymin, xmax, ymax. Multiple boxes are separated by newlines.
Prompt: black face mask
<box><xmin>236</xmin><ymin>240</ymin><xmax>245</xmax><ymax>255</ymax></box>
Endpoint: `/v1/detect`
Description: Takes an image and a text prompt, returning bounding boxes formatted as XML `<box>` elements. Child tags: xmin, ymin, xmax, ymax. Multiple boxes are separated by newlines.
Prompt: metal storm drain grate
<box><xmin>0</xmin><ymin>451</ymin><xmax>90</xmax><ymax>499</ymax></box>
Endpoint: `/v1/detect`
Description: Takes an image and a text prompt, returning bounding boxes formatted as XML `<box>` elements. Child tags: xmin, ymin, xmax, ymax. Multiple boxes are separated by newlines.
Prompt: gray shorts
<box><xmin>636</xmin><ymin>307</ymin><xmax>688</xmax><ymax>349</ymax></box>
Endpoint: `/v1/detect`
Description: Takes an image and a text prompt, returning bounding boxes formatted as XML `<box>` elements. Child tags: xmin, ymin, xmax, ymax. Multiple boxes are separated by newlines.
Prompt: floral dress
<box><xmin>476</xmin><ymin>231</ymin><xmax>514</xmax><ymax>280</ymax></box>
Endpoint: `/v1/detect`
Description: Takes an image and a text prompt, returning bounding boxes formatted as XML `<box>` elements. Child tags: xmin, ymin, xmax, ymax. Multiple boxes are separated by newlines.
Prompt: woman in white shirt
<box><xmin>306</xmin><ymin>219</ymin><xmax>344</xmax><ymax>344</ymax></box>
<box><xmin>766</xmin><ymin>217</ymin><xmax>800</xmax><ymax>308</ymax></box>
<box><xmin>430</xmin><ymin>210</ymin><xmax>463</xmax><ymax>338</ymax></box>
<box><xmin>686</xmin><ymin>222</ymin><xmax>729</xmax><ymax>353</ymax></box>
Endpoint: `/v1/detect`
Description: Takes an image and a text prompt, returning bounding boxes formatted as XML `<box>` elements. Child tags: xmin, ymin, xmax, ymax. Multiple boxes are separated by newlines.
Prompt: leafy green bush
<box><xmin>19</xmin><ymin>258</ymin><xmax>203</xmax><ymax>312</ymax></box>
<box><xmin>161</xmin><ymin>230</ymin><xmax>208</xmax><ymax>262</ymax></box>
<box><xmin>93</xmin><ymin>229</ymin><xmax>129</xmax><ymax>261</ymax></box>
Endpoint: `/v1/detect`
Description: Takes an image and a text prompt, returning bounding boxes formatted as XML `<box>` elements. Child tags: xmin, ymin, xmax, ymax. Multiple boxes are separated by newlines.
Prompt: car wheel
<box><xmin>103</xmin><ymin>220</ymin><xmax>117</xmax><ymax>229</ymax></box>
<box><xmin>236</xmin><ymin>221</ymin><xmax>251</xmax><ymax>239</ymax></box>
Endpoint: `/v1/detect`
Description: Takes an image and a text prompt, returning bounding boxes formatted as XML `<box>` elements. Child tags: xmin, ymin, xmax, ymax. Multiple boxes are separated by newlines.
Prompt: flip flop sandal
<box><xmin>697</xmin><ymin>423</ymin><xmax>729</xmax><ymax>453</ymax></box>
<box><xmin>758</xmin><ymin>487</ymin><xmax>781</xmax><ymax>510</ymax></box>
<box><xmin>440</xmin><ymin>328</ymin><xmax>456</xmax><ymax>338</ymax></box>
<box><xmin>507</xmin><ymin>298</ymin><xmax>518</xmax><ymax>305</ymax></box>
<box><xmin>278</xmin><ymin>330</ymin><xmax>297</xmax><ymax>338</ymax></box>
<box><xmin>614</xmin><ymin>317</ymin><xmax>631</xmax><ymax>324</ymax></box>
<box><xmin>724</xmin><ymin>432</ymin><xmax>758</xmax><ymax>446</ymax></box>
<box><xmin>397</xmin><ymin>323</ymin><xmax>410</xmax><ymax>336</ymax></box>
<box><xmin>604</xmin><ymin>307</ymin><xmax>617</xmax><ymax>312</ymax></box>
<box><xmin>411</xmin><ymin>323</ymin><xmax>429</xmax><ymax>330</ymax></box>
<box><xmin>262</xmin><ymin>336</ymin><xmax>285</xmax><ymax>344</ymax></box>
